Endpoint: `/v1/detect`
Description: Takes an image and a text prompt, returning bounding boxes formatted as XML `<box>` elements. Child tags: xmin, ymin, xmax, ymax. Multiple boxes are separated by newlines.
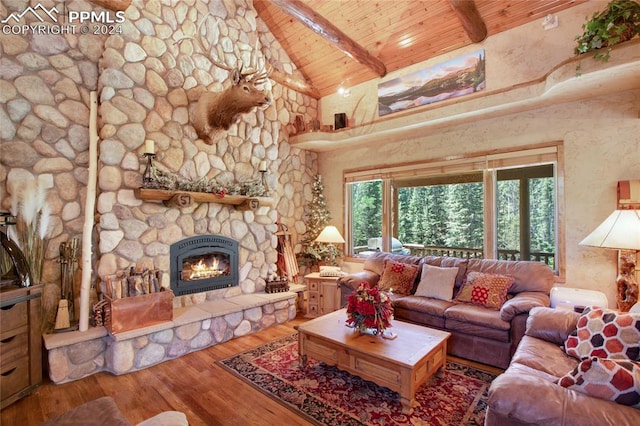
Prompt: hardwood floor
<box><xmin>1</xmin><ymin>315</ymin><xmax>503</xmax><ymax>425</ymax></box>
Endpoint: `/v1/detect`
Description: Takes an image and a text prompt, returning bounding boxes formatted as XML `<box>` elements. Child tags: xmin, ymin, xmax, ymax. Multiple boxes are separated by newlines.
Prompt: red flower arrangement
<box><xmin>346</xmin><ymin>282</ymin><xmax>394</xmax><ymax>336</ymax></box>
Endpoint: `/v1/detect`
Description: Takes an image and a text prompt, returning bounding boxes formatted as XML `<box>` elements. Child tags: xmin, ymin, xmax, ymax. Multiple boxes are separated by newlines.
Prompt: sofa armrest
<box><xmin>525</xmin><ymin>306</ymin><xmax>579</xmax><ymax>345</ymax></box>
<box><xmin>337</xmin><ymin>270</ymin><xmax>380</xmax><ymax>292</ymax></box>
<box><xmin>487</xmin><ymin>363</ymin><xmax>640</xmax><ymax>426</ymax></box>
<box><xmin>500</xmin><ymin>291</ymin><xmax>550</xmax><ymax>322</ymax></box>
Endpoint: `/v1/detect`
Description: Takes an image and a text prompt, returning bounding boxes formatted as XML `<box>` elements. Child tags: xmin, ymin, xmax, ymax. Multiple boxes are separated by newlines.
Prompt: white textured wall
<box><xmin>319</xmin><ymin>2</ymin><xmax>605</xmax><ymax>126</ymax></box>
<box><xmin>316</xmin><ymin>1</ymin><xmax>640</xmax><ymax>308</ymax></box>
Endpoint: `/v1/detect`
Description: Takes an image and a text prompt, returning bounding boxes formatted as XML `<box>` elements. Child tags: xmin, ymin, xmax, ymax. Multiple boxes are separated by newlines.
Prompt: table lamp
<box><xmin>314</xmin><ymin>225</ymin><xmax>345</xmax><ymax>266</ymax></box>
<box><xmin>580</xmin><ymin>209</ymin><xmax>640</xmax><ymax>311</ymax></box>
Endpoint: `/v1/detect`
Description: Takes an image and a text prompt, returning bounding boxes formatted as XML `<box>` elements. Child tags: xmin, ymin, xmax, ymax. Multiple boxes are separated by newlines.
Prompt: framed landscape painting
<box><xmin>378</xmin><ymin>50</ymin><xmax>485</xmax><ymax>116</ymax></box>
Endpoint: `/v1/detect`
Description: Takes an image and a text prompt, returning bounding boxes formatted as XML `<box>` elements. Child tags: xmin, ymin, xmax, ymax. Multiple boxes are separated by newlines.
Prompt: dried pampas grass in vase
<box><xmin>8</xmin><ymin>180</ymin><xmax>51</xmax><ymax>285</ymax></box>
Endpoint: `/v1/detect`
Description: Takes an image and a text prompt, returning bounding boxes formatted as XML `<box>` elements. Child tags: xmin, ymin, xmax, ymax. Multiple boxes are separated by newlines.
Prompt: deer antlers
<box><xmin>175</xmin><ymin>13</ymin><xmax>318</xmax><ymax>98</ymax></box>
<box><xmin>175</xmin><ymin>15</ymin><xmax>269</xmax><ymax>85</ymax></box>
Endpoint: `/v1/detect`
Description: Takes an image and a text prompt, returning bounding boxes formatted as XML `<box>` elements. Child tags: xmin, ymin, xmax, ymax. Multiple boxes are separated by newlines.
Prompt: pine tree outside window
<box><xmin>345</xmin><ymin>144</ymin><xmax>563</xmax><ymax>277</ymax></box>
<box><xmin>349</xmin><ymin>180</ymin><xmax>383</xmax><ymax>255</ymax></box>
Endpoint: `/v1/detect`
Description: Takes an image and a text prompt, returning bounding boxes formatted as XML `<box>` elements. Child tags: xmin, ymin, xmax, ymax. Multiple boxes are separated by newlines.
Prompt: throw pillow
<box><xmin>564</xmin><ymin>306</ymin><xmax>640</xmax><ymax>361</ymax></box>
<box><xmin>414</xmin><ymin>264</ymin><xmax>459</xmax><ymax>301</ymax></box>
<box><xmin>454</xmin><ymin>271</ymin><xmax>515</xmax><ymax>310</ymax></box>
<box><xmin>557</xmin><ymin>357</ymin><xmax>640</xmax><ymax>408</ymax></box>
<box><xmin>378</xmin><ymin>260</ymin><xmax>420</xmax><ymax>295</ymax></box>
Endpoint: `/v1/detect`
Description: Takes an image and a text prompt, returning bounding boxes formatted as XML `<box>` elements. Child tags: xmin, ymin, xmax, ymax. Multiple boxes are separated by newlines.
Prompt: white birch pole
<box><xmin>79</xmin><ymin>91</ymin><xmax>98</xmax><ymax>332</ymax></box>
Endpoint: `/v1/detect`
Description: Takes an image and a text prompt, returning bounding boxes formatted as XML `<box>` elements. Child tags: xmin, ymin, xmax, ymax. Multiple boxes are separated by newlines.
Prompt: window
<box><xmin>496</xmin><ymin>165</ymin><xmax>556</xmax><ymax>268</ymax></box>
<box><xmin>349</xmin><ymin>180</ymin><xmax>382</xmax><ymax>255</ymax></box>
<box><xmin>345</xmin><ymin>144</ymin><xmax>563</xmax><ymax>276</ymax></box>
<box><xmin>396</xmin><ymin>173</ymin><xmax>484</xmax><ymax>253</ymax></box>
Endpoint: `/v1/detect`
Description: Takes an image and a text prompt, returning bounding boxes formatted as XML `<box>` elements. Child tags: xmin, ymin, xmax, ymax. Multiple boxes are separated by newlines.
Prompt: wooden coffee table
<box><xmin>297</xmin><ymin>308</ymin><xmax>451</xmax><ymax>413</ymax></box>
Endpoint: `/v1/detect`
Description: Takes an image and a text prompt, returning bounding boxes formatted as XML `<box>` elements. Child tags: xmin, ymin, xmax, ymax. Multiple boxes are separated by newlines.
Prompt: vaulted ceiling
<box><xmin>254</xmin><ymin>0</ymin><xmax>588</xmax><ymax>98</ymax></box>
<box><xmin>96</xmin><ymin>0</ymin><xmax>589</xmax><ymax>99</ymax></box>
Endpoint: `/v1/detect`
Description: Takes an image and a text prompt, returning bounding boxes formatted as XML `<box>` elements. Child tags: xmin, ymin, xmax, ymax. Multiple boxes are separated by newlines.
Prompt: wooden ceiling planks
<box><xmin>255</xmin><ymin>0</ymin><xmax>588</xmax><ymax>97</ymax></box>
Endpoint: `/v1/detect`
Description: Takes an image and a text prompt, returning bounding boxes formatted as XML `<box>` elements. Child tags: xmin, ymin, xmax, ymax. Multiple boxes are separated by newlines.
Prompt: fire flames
<box><xmin>188</xmin><ymin>257</ymin><xmax>224</xmax><ymax>280</ymax></box>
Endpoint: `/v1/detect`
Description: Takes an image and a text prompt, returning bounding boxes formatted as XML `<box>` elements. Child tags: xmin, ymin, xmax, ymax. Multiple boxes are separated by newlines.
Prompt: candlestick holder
<box><xmin>142</xmin><ymin>153</ymin><xmax>156</xmax><ymax>187</ymax></box>
<box><xmin>259</xmin><ymin>170</ymin><xmax>268</xmax><ymax>193</ymax></box>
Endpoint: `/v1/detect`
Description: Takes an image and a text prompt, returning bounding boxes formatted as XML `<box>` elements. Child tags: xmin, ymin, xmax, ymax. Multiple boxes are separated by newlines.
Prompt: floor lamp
<box><xmin>580</xmin><ymin>209</ymin><xmax>640</xmax><ymax>312</ymax></box>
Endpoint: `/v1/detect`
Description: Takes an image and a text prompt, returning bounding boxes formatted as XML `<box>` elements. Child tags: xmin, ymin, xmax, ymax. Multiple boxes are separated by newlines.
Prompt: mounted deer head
<box><xmin>192</xmin><ymin>64</ymin><xmax>271</xmax><ymax>144</ymax></box>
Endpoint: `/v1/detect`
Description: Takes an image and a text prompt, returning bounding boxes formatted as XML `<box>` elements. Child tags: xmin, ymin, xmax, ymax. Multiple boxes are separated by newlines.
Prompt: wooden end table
<box><xmin>297</xmin><ymin>308</ymin><xmax>451</xmax><ymax>413</ymax></box>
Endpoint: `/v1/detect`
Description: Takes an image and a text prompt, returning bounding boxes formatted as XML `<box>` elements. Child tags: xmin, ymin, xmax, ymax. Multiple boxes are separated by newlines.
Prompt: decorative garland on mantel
<box><xmin>147</xmin><ymin>167</ymin><xmax>267</xmax><ymax>198</ymax></box>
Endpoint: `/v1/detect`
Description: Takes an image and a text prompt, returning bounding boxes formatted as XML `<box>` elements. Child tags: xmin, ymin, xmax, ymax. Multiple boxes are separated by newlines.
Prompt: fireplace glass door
<box><xmin>170</xmin><ymin>235</ymin><xmax>239</xmax><ymax>296</ymax></box>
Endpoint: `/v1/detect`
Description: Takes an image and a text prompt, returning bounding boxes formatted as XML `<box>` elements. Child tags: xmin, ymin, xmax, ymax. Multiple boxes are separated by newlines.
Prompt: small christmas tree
<box><xmin>298</xmin><ymin>175</ymin><xmax>338</xmax><ymax>266</ymax></box>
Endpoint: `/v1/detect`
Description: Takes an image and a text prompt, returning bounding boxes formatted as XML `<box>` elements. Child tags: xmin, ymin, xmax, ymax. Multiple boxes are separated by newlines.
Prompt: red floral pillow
<box><xmin>378</xmin><ymin>260</ymin><xmax>419</xmax><ymax>295</ymax></box>
<box><xmin>564</xmin><ymin>306</ymin><xmax>640</xmax><ymax>361</ymax></box>
<box><xmin>557</xmin><ymin>357</ymin><xmax>640</xmax><ymax>407</ymax></box>
<box><xmin>454</xmin><ymin>272</ymin><xmax>514</xmax><ymax>310</ymax></box>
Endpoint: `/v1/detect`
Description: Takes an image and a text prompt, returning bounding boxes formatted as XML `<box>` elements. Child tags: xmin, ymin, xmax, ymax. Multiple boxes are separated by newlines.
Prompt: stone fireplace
<box><xmin>4</xmin><ymin>0</ymin><xmax>317</xmax><ymax>385</ymax></box>
<box><xmin>170</xmin><ymin>235</ymin><xmax>239</xmax><ymax>296</ymax></box>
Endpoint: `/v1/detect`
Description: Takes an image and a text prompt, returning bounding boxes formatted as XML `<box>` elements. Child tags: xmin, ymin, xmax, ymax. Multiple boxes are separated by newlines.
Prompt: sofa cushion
<box><xmin>444</xmin><ymin>303</ymin><xmax>510</xmax><ymax>332</ymax></box>
<box><xmin>337</xmin><ymin>270</ymin><xmax>380</xmax><ymax>291</ymax></box>
<box><xmin>446</xmin><ymin>318</ymin><xmax>511</xmax><ymax>342</ymax></box>
<box><xmin>393</xmin><ymin>295</ymin><xmax>453</xmax><ymax>317</ymax></box>
<box><xmin>454</xmin><ymin>271</ymin><xmax>514</xmax><ymax>310</ymax></box>
<box><xmin>466</xmin><ymin>258</ymin><xmax>554</xmax><ymax>294</ymax></box>
<box><xmin>525</xmin><ymin>306</ymin><xmax>580</xmax><ymax>345</ymax></box>
<box><xmin>393</xmin><ymin>305</ymin><xmax>446</xmax><ymax>329</ymax></box>
<box><xmin>557</xmin><ymin>357</ymin><xmax>640</xmax><ymax>408</ymax></box>
<box><xmin>487</xmin><ymin>362</ymin><xmax>640</xmax><ymax>426</ymax></box>
<box><xmin>378</xmin><ymin>259</ymin><xmax>420</xmax><ymax>295</ymax></box>
<box><xmin>512</xmin><ymin>335</ymin><xmax>579</xmax><ymax>378</ymax></box>
<box><xmin>422</xmin><ymin>256</ymin><xmax>468</xmax><ymax>288</ymax></box>
<box><xmin>500</xmin><ymin>291</ymin><xmax>551</xmax><ymax>322</ymax></box>
<box><xmin>565</xmin><ymin>306</ymin><xmax>640</xmax><ymax>361</ymax></box>
<box><xmin>414</xmin><ymin>264</ymin><xmax>458</xmax><ymax>300</ymax></box>
<box><xmin>363</xmin><ymin>252</ymin><xmax>422</xmax><ymax>276</ymax></box>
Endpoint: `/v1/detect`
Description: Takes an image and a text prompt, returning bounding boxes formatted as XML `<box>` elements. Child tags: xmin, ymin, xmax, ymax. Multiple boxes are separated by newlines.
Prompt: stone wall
<box><xmin>45</xmin><ymin>291</ymin><xmax>298</xmax><ymax>383</ymax></box>
<box><xmin>0</xmin><ymin>0</ymin><xmax>318</xmax><ymax>328</ymax></box>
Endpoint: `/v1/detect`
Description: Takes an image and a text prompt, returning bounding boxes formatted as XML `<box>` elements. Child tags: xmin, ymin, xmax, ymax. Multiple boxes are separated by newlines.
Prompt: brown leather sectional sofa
<box><xmin>486</xmin><ymin>307</ymin><xmax>640</xmax><ymax>425</ymax></box>
<box><xmin>337</xmin><ymin>252</ymin><xmax>554</xmax><ymax>369</ymax></box>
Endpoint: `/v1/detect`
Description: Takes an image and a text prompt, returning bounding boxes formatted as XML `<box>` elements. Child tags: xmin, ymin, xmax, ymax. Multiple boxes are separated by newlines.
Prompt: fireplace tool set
<box><xmin>55</xmin><ymin>238</ymin><xmax>80</xmax><ymax>330</ymax></box>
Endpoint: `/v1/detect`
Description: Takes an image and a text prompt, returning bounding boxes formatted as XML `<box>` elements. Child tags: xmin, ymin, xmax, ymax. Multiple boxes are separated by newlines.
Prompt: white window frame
<box><xmin>344</xmin><ymin>142</ymin><xmax>565</xmax><ymax>280</ymax></box>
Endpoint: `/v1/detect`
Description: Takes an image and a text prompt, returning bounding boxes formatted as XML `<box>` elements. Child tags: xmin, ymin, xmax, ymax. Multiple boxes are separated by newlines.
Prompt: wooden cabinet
<box><xmin>304</xmin><ymin>273</ymin><xmax>340</xmax><ymax>317</ymax></box>
<box><xmin>0</xmin><ymin>284</ymin><xmax>43</xmax><ymax>409</ymax></box>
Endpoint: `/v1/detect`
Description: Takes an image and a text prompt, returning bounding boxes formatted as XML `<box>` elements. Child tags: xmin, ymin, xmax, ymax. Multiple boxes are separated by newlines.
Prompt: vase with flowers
<box><xmin>346</xmin><ymin>282</ymin><xmax>395</xmax><ymax>338</ymax></box>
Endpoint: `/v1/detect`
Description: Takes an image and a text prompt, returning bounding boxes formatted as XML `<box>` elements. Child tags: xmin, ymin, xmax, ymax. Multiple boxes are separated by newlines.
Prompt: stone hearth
<box><xmin>43</xmin><ymin>287</ymin><xmax>303</xmax><ymax>384</ymax></box>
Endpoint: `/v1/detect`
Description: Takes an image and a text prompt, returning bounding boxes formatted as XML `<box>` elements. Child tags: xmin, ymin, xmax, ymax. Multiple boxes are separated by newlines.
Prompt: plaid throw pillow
<box><xmin>378</xmin><ymin>260</ymin><xmax>419</xmax><ymax>295</ymax></box>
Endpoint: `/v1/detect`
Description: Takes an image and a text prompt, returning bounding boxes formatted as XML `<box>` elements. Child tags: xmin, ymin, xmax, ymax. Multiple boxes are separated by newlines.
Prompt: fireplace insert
<box><xmin>170</xmin><ymin>235</ymin><xmax>239</xmax><ymax>296</ymax></box>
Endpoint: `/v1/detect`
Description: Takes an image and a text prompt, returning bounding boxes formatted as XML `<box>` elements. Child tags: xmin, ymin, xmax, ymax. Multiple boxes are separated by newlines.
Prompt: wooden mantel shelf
<box><xmin>134</xmin><ymin>188</ymin><xmax>273</xmax><ymax>210</ymax></box>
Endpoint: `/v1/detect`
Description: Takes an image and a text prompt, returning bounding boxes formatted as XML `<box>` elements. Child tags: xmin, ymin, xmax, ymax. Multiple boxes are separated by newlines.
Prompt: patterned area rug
<box><xmin>218</xmin><ymin>333</ymin><xmax>497</xmax><ymax>425</ymax></box>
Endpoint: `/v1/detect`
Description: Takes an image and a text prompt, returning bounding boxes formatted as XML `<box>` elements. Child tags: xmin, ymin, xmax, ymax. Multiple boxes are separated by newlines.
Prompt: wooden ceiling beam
<box><xmin>268</xmin><ymin>64</ymin><xmax>321</xmax><ymax>99</ymax></box>
<box><xmin>269</xmin><ymin>0</ymin><xmax>387</xmax><ymax>78</ymax></box>
<box><xmin>448</xmin><ymin>0</ymin><xmax>488</xmax><ymax>43</ymax></box>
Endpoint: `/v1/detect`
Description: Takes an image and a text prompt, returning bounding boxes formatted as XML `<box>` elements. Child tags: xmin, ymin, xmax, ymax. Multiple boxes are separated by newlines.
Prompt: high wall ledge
<box><xmin>291</xmin><ymin>40</ymin><xmax>640</xmax><ymax>152</ymax></box>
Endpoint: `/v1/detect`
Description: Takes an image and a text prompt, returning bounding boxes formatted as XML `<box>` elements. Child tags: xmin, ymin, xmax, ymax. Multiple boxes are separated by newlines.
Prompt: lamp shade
<box><xmin>314</xmin><ymin>226</ymin><xmax>345</xmax><ymax>244</ymax></box>
<box><xmin>579</xmin><ymin>209</ymin><xmax>640</xmax><ymax>250</ymax></box>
